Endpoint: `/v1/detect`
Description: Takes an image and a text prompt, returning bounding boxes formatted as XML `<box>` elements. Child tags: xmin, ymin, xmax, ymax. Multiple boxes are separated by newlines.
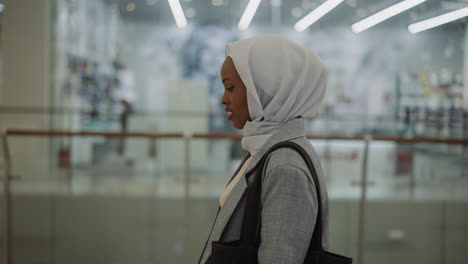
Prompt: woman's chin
<box><xmin>231</xmin><ymin>120</ymin><xmax>241</xmax><ymax>129</ymax></box>
<box><xmin>232</xmin><ymin>120</ymin><xmax>247</xmax><ymax>130</ymax></box>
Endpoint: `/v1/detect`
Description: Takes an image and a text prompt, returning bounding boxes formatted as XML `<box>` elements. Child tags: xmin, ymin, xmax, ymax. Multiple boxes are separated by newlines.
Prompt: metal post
<box><xmin>356</xmin><ymin>135</ymin><xmax>371</xmax><ymax>264</ymax></box>
<box><xmin>184</xmin><ymin>134</ymin><xmax>191</xmax><ymax>206</ymax></box>
<box><xmin>462</xmin><ymin>145</ymin><xmax>466</xmax><ymax>178</ymax></box>
<box><xmin>183</xmin><ymin>134</ymin><xmax>192</xmax><ymax>262</ymax></box>
<box><xmin>410</xmin><ymin>143</ymin><xmax>416</xmax><ymax>199</ymax></box>
<box><xmin>1</xmin><ymin>134</ymin><xmax>11</xmax><ymax>264</ymax></box>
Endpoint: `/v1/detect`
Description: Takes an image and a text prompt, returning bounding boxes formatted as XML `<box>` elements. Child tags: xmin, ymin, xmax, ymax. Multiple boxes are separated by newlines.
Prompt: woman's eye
<box><xmin>226</xmin><ymin>86</ymin><xmax>234</xmax><ymax>92</ymax></box>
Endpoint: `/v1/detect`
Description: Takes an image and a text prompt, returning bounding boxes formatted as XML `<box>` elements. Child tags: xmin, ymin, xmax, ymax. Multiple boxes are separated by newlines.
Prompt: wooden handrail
<box><xmin>5</xmin><ymin>130</ymin><xmax>184</xmax><ymax>139</ymax></box>
<box><xmin>306</xmin><ymin>135</ymin><xmax>468</xmax><ymax>145</ymax></box>
<box><xmin>0</xmin><ymin>106</ymin><xmax>217</xmax><ymax>117</ymax></box>
<box><xmin>3</xmin><ymin>106</ymin><xmax>460</xmax><ymax>121</ymax></box>
<box><xmin>4</xmin><ymin>129</ymin><xmax>468</xmax><ymax>144</ymax></box>
<box><xmin>192</xmin><ymin>133</ymin><xmax>243</xmax><ymax>139</ymax></box>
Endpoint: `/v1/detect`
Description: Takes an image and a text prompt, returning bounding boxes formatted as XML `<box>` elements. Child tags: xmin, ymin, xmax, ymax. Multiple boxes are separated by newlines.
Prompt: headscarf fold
<box><xmin>225</xmin><ymin>35</ymin><xmax>327</xmax><ymax>155</ymax></box>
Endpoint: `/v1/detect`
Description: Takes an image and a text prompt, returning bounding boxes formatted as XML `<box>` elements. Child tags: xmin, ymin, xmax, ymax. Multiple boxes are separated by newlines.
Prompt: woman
<box><xmin>199</xmin><ymin>35</ymin><xmax>331</xmax><ymax>264</ymax></box>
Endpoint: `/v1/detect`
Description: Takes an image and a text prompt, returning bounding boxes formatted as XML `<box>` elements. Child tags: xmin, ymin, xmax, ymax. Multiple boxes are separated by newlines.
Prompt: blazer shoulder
<box><xmin>263</xmin><ymin>140</ymin><xmax>314</xmax><ymax>177</ymax></box>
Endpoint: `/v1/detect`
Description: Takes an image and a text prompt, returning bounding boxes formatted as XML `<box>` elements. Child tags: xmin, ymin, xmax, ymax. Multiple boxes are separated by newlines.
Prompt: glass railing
<box><xmin>1</xmin><ymin>129</ymin><xmax>467</xmax><ymax>264</ymax></box>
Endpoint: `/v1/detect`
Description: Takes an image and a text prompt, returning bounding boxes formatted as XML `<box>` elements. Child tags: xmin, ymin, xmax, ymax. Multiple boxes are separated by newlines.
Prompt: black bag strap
<box><xmin>241</xmin><ymin>141</ymin><xmax>324</xmax><ymax>251</ymax></box>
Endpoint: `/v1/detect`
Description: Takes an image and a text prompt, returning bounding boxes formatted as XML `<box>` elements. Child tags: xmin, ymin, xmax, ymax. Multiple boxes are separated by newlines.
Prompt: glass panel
<box><xmin>361</xmin><ymin>141</ymin><xmax>468</xmax><ymax>264</ymax></box>
<box><xmin>186</xmin><ymin>138</ymin><xmax>243</xmax><ymax>260</ymax></box>
<box><xmin>7</xmin><ymin>135</ymin><xmax>189</xmax><ymax>264</ymax></box>
<box><xmin>309</xmin><ymin>139</ymin><xmax>363</xmax><ymax>259</ymax></box>
<box><xmin>189</xmin><ymin>138</ymin><xmax>243</xmax><ymax>198</ymax></box>
<box><xmin>310</xmin><ymin>139</ymin><xmax>364</xmax><ymax>200</ymax></box>
<box><xmin>413</xmin><ymin>144</ymin><xmax>468</xmax><ymax>200</ymax></box>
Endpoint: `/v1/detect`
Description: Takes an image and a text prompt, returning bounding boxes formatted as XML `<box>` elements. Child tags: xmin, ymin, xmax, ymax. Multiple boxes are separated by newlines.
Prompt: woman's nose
<box><xmin>220</xmin><ymin>91</ymin><xmax>229</xmax><ymax>105</ymax></box>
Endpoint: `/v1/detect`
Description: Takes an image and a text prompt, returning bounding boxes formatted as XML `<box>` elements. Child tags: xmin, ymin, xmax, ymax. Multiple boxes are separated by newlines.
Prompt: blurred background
<box><xmin>1</xmin><ymin>0</ymin><xmax>468</xmax><ymax>263</ymax></box>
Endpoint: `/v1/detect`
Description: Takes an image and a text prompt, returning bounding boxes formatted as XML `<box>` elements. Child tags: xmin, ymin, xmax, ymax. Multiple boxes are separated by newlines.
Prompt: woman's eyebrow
<box><xmin>222</xmin><ymin>77</ymin><xmax>235</xmax><ymax>84</ymax></box>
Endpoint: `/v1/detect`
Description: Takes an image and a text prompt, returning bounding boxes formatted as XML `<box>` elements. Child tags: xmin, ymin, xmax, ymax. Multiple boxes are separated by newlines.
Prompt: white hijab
<box><xmin>225</xmin><ymin>35</ymin><xmax>327</xmax><ymax>155</ymax></box>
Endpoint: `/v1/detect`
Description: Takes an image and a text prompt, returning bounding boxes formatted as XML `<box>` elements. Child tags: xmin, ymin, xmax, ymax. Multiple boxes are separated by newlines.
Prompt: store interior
<box><xmin>1</xmin><ymin>0</ymin><xmax>468</xmax><ymax>263</ymax></box>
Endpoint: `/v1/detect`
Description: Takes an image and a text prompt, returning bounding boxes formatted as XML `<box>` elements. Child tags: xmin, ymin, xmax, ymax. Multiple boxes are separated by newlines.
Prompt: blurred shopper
<box><xmin>117</xmin><ymin>99</ymin><xmax>133</xmax><ymax>155</ymax></box>
<box><xmin>198</xmin><ymin>35</ymin><xmax>351</xmax><ymax>263</ymax></box>
<box><xmin>113</xmin><ymin>60</ymin><xmax>136</xmax><ymax>156</ymax></box>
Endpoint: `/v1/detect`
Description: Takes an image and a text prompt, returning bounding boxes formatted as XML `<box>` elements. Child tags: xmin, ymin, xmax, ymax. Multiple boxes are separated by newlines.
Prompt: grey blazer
<box><xmin>199</xmin><ymin>119</ymin><xmax>330</xmax><ymax>264</ymax></box>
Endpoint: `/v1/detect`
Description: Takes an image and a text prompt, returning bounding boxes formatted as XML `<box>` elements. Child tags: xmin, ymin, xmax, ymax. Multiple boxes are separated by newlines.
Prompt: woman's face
<box><xmin>220</xmin><ymin>56</ymin><xmax>251</xmax><ymax>129</ymax></box>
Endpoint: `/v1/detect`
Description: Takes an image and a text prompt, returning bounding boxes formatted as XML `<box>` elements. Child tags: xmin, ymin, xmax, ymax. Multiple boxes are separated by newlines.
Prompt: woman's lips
<box><xmin>227</xmin><ymin>111</ymin><xmax>234</xmax><ymax>120</ymax></box>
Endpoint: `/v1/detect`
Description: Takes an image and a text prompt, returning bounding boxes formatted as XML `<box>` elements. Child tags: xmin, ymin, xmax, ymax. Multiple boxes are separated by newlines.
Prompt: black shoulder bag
<box><xmin>208</xmin><ymin>141</ymin><xmax>353</xmax><ymax>264</ymax></box>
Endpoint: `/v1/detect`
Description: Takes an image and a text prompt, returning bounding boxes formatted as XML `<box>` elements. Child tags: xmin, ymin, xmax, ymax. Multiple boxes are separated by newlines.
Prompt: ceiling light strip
<box><xmin>351</xmin><ymin>0</ymin><xmax>426</xmax><ymax>33</ymax></box>
<box><xmin>294</xmin><ymin>0</ymin><xmax>344</xmax><ymax>32</ymax></box>
<box><xmin>168</xmin><ymin>0</ymin><xmax>188</xmax><ymax>28</ymax></box>
<box><xmin>408</xmin><ymin>6</ymin><xmax>468</xmax><ymax>33</ymax></box>
<box><xmin>239</xmin><ymin>0</ymin><xmax>262</xmax><ymax>30</ymax></box>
